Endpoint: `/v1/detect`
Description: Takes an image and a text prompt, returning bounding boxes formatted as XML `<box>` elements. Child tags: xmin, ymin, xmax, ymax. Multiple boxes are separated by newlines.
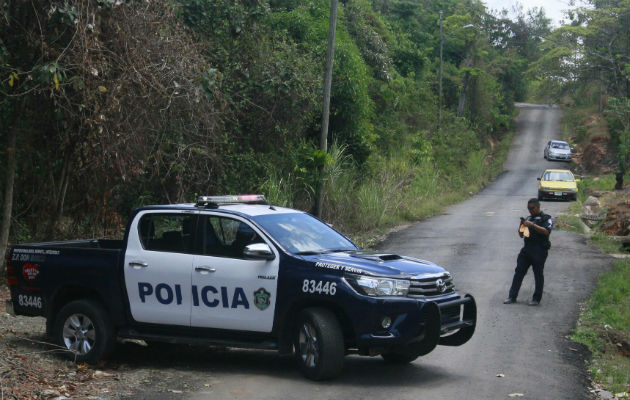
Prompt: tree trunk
<box><xmin>615</xmin><ymin>172</ymin><xmax>623</xmax><ymax>190</ymax></box>
<box><xmin>457</xmin><ymin>46</ymin><xmax>472</xmax><ymax>117</ymax></box>
<box><xmin>0</xmin><ymin>127</ymin><xmax>17</xmax><ymax>274</ymax></box>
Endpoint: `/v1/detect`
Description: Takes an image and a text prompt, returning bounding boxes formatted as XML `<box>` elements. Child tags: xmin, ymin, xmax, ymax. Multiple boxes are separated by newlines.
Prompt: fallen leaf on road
<box><xmin>496</xmin><ymin>373</ymin><xmax>505</xmax><ymax>378</ymax></box>
<box><xmin>508</xmin><ymin>394</ymin><xmax>524</xmax><ymax>397</ymax></box>
<box><xmin>94</xmin><ymin>371</ymin><xmax>113</xmax><ymax>378</ymax></box>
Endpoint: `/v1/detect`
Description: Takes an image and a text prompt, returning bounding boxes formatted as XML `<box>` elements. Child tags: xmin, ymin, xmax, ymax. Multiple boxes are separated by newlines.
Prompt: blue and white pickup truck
<box><xmin>5</xmin><ymin>195</ymin><xmax>476</xmax><ymax>380</ymax></box>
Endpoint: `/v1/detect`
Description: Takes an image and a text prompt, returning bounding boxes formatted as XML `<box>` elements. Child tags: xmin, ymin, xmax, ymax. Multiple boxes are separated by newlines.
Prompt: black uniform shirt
<box><xmin>524</xmin><ymin>212</ymin><xmax>553</xmax><ymax>249</ymax></box>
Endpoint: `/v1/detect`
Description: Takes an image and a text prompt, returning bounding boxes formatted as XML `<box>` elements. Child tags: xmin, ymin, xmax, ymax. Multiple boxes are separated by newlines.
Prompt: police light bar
<box><xmin>196</xmin><ymin>195</ymin><xmax>268</xmax><ymax>207</ymax></box>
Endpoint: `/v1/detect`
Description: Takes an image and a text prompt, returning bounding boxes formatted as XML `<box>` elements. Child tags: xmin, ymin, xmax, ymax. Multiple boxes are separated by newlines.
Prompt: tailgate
<box><xmin>6</xmin><ymin>247</ymin><xmax>53</xmax><ymax>316</ymax></box>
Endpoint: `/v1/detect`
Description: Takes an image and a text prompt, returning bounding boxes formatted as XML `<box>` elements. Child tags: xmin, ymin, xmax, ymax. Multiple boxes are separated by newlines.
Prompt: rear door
<box><xmin>124</xmin><ymin>210</ymin><xmax>197</xmax><ymax>326</ymax></box>
<box><xmin>190</xmin><ymin>213</ymin><xmax>279</xmax><ymax>332</ymax></box>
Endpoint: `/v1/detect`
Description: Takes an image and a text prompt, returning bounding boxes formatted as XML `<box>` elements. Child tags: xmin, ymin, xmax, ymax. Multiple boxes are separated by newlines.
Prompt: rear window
<box><xmin>138</xmin><ymin>213</ymin><xmax>196</xmax><ymax>253</ymax></box>
<box><xmin>544</xmin><ymin>171</ymin><xmax>574</xmax><ymax>181</ymax></box>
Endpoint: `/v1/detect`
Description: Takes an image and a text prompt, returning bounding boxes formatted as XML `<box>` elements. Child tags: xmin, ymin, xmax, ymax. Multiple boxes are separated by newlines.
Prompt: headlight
<box><xmin>541</xmin><ymin>186</ymin><xmax>551</xmax><ymax>190</ymax></box>
<box><xmin>345</xmin><ymin>274</ymin><xmax>410</xmax><ymax>296</ymax></box>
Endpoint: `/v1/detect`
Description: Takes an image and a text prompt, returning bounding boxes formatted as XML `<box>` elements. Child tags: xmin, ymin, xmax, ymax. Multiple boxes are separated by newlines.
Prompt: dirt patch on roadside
<box><xmin>576</xmin><ymin>137</ymin><xmax>618</xmax><ymax>175</ymax></box>
<box><xmin>0</xmin><ymin>285</ymin><xmax>149</xmax><ymax>399</ymax></box>
<box><xmin>581</xmin><ymin>190</ymin><xmax>630</xmax><ymax>238</ymax></box>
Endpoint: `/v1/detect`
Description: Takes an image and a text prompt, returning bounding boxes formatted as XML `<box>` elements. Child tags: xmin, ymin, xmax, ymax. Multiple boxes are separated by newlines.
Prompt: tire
<box><xmin>538</xmin><ymin>191</ymin><xmax>543</xmax><ymax>201</ymax></box>
<box><xmin>294</xmin><ymin>308</ymin><xmax>344</xmax><ymax>380</ymax></box>
<box><xmin>53</xmin><ymin>299</ymin><xmax>115</xmax><ymax>364</ymax></box>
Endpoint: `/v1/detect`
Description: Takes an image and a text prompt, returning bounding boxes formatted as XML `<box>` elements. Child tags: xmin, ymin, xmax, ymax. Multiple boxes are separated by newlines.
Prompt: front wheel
<box><xmin>294</xmin><ymin>308</ymin><xmax>344</xmax><ymax>380</ymax></box>
<box><xmin>53</xmin><ymin>299</ymin><xmax>115</xmax><ymax>363</ymax></box>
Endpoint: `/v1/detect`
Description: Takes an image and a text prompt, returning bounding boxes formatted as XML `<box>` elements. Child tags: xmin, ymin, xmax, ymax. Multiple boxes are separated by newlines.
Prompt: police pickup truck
<box><xmin>6</xmin><ymin>195</ymin><xmax>476</xmax><ymax>380</ymax></box>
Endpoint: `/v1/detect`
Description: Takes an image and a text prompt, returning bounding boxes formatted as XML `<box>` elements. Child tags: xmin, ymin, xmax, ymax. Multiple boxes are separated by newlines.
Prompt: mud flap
<box><xmin>438</xmin><ymin>294</ymin><xmax>476</xmax><ymax>346</ymax></box>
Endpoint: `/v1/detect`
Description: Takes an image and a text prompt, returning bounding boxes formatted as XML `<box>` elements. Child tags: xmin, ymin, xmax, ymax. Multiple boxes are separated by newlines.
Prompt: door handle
<box><xmin>195</xmin><ymin>266</ymin><xmax>216</xmax><ymax>274</ymax></box>
<box><xmin>129</xmin><ymin>261</ymin><xmax>148</xmax><ymax>268</ymax></box>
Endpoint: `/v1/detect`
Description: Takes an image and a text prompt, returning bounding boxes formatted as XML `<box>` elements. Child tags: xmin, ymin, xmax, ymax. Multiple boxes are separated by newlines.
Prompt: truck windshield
<box><xmin>252</xmin><ymin>212</ymin><xmax>357</xmax><ymax>254</ymax></box>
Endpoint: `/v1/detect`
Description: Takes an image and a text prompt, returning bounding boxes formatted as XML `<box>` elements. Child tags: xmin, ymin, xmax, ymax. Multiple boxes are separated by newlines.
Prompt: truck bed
<box><xmin>15</xmin><ymin>239</ymin><xmax>124</xmax><ymax>250</ymax></box>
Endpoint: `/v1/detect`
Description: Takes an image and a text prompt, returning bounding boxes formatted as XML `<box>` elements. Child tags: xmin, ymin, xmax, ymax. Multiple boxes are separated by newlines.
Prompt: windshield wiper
<box><xmin>295</xmin><ymin>248</ymin><xmax>356</xmax><ymax>255</ymax></box>
<box><xmin>295</xmin><ymin>250</ymin><xmax>326</xmax><ymax>255</ymax></box>
<box><xmin>323</xmin><ymin>248</ymin><xmax>357</xmax><ymax>253</ymax></box>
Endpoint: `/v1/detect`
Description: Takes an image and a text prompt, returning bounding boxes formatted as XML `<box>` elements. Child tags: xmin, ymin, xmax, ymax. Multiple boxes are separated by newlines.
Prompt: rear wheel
<box><xmin>294</xmin><ymin>308</ymin><xmax>344</xmax><ymax>380</ymax></box>
<box><xmin>53</xmin><ymin>299</ymin><xmax>115</xmax><ymax>363</ymax></box>
<box><xmin>538</xmin><ymin>191</ymin><xmax>543</xmax><ymax>201</ymax></box>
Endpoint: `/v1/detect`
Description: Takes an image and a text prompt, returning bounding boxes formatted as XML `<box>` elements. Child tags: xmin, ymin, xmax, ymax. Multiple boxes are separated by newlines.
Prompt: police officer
<box><xmin>504</xmin><ymin>198</ymin><xmax>553</xmax><ymax>306</ymax></box>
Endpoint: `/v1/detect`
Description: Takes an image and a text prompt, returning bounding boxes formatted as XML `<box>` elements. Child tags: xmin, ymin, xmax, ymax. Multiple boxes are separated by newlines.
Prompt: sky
<box><xmin>482</xmin><ymin>0</ymin><xmax>589</xmax><ymax>27</ymax></box>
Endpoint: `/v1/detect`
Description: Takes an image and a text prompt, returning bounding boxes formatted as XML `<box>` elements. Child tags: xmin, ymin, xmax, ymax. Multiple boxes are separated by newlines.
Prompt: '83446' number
<box><xmin>17</xmin><ymin>294</ymin><xmax>42</xmax><ymax>309</ymax></box>
<box><xmin>302</xmin><ymin>279</ymin><xmax>337</xmax><ymax>295</ymax></box>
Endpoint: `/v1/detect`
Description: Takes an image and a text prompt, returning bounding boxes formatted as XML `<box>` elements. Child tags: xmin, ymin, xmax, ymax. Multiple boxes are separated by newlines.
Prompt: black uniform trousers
<box><xmin>508</xmin><ymin>244</ymin><xmax>548</xmax><ymax>302</ymax></box>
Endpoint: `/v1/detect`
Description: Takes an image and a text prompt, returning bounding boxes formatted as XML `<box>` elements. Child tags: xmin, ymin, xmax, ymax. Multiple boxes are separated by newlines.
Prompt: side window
<box><xmin>202</xmin><ymin>216</ymin><xmax>263</xmax><ymax>258</ymax></box>
<box><xmin>138</xmin><ymin>213</ymin><xmax>195</xmax><ymax>253</ymax></box>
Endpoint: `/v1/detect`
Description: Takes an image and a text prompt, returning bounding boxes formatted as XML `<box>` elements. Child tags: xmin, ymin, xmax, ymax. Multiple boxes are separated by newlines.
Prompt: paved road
<box><xmin>126</xmin><ymin>104</ymin><xmax>613</xmax><ymax>400</ymax></box>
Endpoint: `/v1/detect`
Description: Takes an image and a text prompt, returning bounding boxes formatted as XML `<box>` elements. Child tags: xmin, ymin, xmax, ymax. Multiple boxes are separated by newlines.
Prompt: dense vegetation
<box><xmin>0</xmin><ymin>0</ymin><xmax>627</xmax><ymax>393</ymax></box>
<box><xmin>528</xmin><ymin>0</ymin><xmax>629</xmax><ymax>184</ymax></box>
<box><xmin>1</xmin><ymin>0</ymin><xmax>551</xmax><ymax>259</ymax></box>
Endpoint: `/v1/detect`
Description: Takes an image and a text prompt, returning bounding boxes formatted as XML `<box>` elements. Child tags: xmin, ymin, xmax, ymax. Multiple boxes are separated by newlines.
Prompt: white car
<box><xmin>544</xmin><ymin>140</ymin><xmax>573</xmax><ymax>161</ymax></box>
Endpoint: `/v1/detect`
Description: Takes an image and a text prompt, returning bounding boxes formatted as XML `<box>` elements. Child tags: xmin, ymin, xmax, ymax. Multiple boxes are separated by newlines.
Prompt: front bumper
<box><xmin>547</xmin><ymin>153</ymin><xmax>572</xmax><ymax>161</ymax></box>
<box><xmin>352</xmin><ymin>294</ymin><xmax>476</xmax><ymax>351</ymax></box>
<box><xmin>539</xmin><ymin>189</ymin><xmax>577</xmax><ymax>200</ymax></box>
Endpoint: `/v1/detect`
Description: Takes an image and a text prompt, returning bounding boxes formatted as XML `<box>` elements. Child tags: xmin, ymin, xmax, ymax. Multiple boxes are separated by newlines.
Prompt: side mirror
<box><xmin>537</xmin><ymin>177</ymin><xmax>541</xmax><ymax>181</ymax></box>
<box><xmin>244</xmin><ymin>243</ymin><xmax>276</xmax><ymax>260</ymax></box>
<box><xmin>575</xmin><ymin>178</ymin><xmax>581</xmax><ymax>183</ymax></box>
<box><xmin>571</xmin><ymin>147</ymin><xmax>575</xmax><ymax>152</ymax></box>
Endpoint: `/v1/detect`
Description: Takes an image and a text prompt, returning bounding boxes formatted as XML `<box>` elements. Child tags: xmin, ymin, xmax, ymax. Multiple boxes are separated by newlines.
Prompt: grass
<box><xmin>554</xmin><ymin>201</ymin><xmax>588</xmax><ymax>233</ymax></box>
<box><xmin>556</xmin><ymin>102</ymin><xmax>630</xmax><ymax>394</ymax></box>
<box><xmin>570</xmin><ymin>260</ymin><xmax>630</xmax><ymax>394</ymax></box>
<box><xmin>590</xmin><ymin>233</ymin><xmax>628</xmax><ymax>255</ymax></box>
<box><xmin>263</xmin><ymin>131</ymin><xmax>513</xmax><ymax>249</ymax></box>
<box><xmin>577</xmin><ymin>172</ymin><xmax>630</xmax><ymax>202</ymax></box>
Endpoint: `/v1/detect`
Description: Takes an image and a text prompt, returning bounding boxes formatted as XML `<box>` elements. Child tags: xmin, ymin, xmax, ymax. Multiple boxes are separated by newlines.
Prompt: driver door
<box><xmin>190</xmin><ymin>213</ymin><xmax>279</xmax><ymax>332</ymax></box>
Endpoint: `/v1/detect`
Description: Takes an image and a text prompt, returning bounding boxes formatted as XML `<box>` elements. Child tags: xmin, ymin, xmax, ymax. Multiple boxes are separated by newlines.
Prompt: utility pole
<box><xmin>315</xmin><ymin>0</ymin><xmax>338</xmax><ymax>218</ymax></box>
<box><xmin>439</xmin><ymin>15</ymin><xmax>473</xmax><ymax>129</ymax></box>
<box><xmin>438</xmin><ymin>10</ymin><xmax>443</xmax><ymax>132</ymax></box>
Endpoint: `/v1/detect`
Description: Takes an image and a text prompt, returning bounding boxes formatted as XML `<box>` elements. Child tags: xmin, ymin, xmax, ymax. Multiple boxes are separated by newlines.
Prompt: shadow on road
<box><xmin>108</xmin><ymin>341</ymin><xmax>456</xmax><ymax>390</ymax></box>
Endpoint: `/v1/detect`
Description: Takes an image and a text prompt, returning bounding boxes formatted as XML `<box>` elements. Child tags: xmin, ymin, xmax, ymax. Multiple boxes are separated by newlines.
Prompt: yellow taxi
<box><xmin>537</xmin><ymin>169</ymin><xmax>579</xmax><ymax>201</ymax></box>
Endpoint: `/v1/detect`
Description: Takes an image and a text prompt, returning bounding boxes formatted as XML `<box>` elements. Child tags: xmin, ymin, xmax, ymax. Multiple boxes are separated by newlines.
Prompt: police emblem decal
<box><xmin>254</xmin><ymin>288</ymin><xmax>271</xmax><ymax>310</ymax></box>
<box><xmin>436</xmin><ymin>279</ymin><xmax>446</xmax><ymax>293</ymax></box>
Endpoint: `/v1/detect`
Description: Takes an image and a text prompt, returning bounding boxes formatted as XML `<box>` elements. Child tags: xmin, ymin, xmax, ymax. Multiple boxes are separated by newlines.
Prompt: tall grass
<box><xmin>571</xmin><ymin>260</ymin><xmax>630</xmax><ymax>394</ymax></box>
<box><xmin>577</xmin><ymin>172</ymin><xmax>630</xmax><ymax>202</ymax></box>
<box><xmin>261</xmin><ymin>131</ymin><xmax>511</xmax><ymax>247</ymax></box>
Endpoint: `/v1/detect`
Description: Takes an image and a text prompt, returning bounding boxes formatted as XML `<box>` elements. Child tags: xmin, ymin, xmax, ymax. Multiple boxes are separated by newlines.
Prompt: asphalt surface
<box><xmin>128</xmin><ymin>103</ymin><xmax>613</xmax><ymax>400</ymax></box>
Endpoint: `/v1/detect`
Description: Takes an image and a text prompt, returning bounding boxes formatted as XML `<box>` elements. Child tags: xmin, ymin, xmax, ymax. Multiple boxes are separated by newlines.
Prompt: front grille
<box><xmin>408</xmin><ymin>274</ymin><xmax>455</xmax><ymax>298</ymax></box>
